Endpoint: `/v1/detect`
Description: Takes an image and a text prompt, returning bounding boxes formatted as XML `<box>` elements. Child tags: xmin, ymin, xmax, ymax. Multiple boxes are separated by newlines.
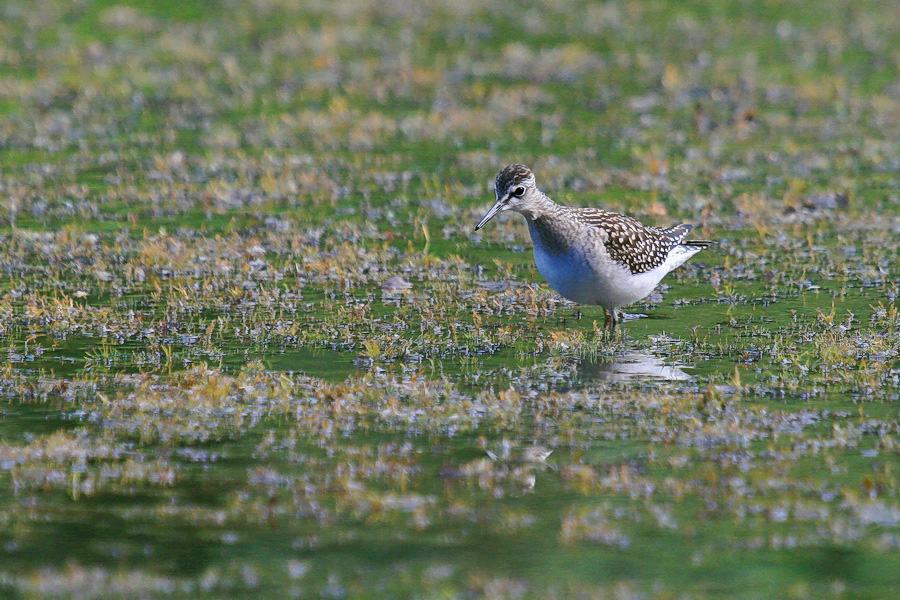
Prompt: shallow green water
<box><xmin>0</xmin><ymin>0</ymin><xmax>897</xmax><ymax>598</ymax></box>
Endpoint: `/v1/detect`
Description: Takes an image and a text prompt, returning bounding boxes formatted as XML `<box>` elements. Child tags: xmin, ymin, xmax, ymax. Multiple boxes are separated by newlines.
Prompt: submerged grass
<box><xmin>0</xmin><ymin>0</ymin><xmax>897</xmax><ymax>598</ymax></box>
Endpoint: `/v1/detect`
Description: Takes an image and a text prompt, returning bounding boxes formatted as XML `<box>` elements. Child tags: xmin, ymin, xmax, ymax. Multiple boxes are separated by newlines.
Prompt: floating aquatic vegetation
<box><xmin>0</xmin><ymin>0</ymin><xmax>896</xmax><ymax>597</ymax></box>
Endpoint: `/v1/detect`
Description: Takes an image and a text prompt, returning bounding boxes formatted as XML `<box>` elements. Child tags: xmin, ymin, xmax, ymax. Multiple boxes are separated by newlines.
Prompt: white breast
<box><xmin>529</xmin><ymin>225</ymin><xmax>702</xmax><ymax>310</ymax></box>
<box><xmin>532</xmin><ymin>242</ymin><xmax>601</xmax><ymax>304</ymax></box>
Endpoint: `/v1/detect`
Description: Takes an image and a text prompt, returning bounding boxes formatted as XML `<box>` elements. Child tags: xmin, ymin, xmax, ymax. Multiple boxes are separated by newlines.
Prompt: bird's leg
<box><xmin>609</xmin><ymin>309</ymin><xmax>619</xmax><ymax>330</ymax></box>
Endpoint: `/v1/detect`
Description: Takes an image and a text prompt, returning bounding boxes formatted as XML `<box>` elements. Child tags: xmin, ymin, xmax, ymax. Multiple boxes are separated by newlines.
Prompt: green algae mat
<box><xmin>0</xmin><ymin>1</ymin><xmax>897</xmax><ymax>598</ymax></box>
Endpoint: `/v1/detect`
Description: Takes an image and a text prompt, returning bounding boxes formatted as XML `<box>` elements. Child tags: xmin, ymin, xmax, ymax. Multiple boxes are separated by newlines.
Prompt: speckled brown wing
<box><xmin>567</xmin><ymin>208</ymin><xmax>692</xmax><ymax>274</ymax></box>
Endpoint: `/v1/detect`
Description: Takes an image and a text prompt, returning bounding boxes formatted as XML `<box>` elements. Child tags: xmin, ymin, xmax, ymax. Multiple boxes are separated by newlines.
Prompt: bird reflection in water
<box><xmin>577</xmin><ymin>350</ymin><xmax>691</xmax><ymax>383</ymax></box>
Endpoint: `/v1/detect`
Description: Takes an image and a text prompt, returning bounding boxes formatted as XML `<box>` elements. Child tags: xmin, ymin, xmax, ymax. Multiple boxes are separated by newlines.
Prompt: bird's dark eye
<box><xmin>512</xmin><ymin>186</ymin><xmax>525</xmax><ymax>197</ymax></box>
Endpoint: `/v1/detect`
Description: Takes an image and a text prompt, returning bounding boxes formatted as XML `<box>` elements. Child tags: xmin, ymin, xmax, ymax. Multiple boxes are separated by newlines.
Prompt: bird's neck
<box><xmin>519</xmin><ymin>191</ymin><xmax>560</xmax><ymax>222</ymax></box>
<box><xmin>523</xmin><ymin>194</ymin><xmax>572</xmax><ymax>255</ymax></box>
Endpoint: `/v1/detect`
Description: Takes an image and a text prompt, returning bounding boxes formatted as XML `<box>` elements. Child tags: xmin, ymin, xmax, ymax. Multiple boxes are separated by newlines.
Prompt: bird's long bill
<box><xmin>474</xmin><ymin>199</ymin><xmax>504</xmax><ymax>231</ymax></box>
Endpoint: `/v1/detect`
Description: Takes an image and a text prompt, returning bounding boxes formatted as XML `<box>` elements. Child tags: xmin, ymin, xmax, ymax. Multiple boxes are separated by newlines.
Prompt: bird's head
<box><xmin>475</xmin><ymin>164</ymin><xmax>539</xmax><ymax>230</ymax></box>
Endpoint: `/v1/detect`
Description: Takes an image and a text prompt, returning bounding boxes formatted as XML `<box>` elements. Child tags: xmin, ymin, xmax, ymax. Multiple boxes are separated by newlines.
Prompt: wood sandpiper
<box><xmin>475</xmin><ymin>164</ymin><xmax>714</xmax><ymax>329</ymax></box>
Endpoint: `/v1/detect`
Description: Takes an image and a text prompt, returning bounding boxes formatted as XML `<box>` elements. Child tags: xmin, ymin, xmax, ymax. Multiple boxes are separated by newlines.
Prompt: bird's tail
<box><xmin>682</xmin><ymin>239</ymin><xmax>716</xmax><ymax>248</ymax></box>
<box><xmin>663</xmin><ymin>224</ymin><xmax>716</xmax><ymax>248</ymax></box>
